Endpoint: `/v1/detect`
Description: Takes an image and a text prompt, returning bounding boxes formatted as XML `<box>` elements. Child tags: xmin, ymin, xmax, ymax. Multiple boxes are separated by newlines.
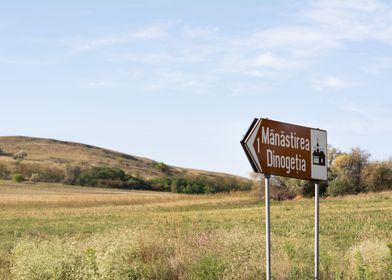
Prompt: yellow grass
<box><xmin>0</xmin><ymin>180</ymin><xmax>391</xmax><ymax>279</ymax></box>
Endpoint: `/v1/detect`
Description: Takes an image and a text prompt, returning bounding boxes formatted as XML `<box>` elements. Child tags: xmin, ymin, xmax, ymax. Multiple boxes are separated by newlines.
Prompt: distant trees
<box><xmin>279</xmin><ymin>146</ymin><xmax>392</xmax><ymax>197</ymax></box>
<box><xmin>328</xmin><ymin>148</ymin><xmax>370</xmax><ymax>196</ymax></box>
<box><xmin>77</xmin><ymin>166</ymin><xmax>128</xmax><ymax>187</ymax></box>
<box><xmin>76</xmin><ymin>166</ymin><xmax>146</xmax><ymax>189</ymax></box>
<box><xmin>148</xmin><ymin>176</ymin><xmax>252</xmax><ymax>194</ymax></box>
<box><xmin>1</xmin><ymin>144</ymin><xmax>390</xmax><ymax>197</ymax></box>
<box><xmin>361</xmin><ymin>159</ymin><xmax>392</xmax><ymax>192</ymax></box>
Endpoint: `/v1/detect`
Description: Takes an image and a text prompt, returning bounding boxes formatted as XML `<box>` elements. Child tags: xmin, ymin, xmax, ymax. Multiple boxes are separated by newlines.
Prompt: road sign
<box><xmin>241</xmin><ymin>118</ymin><xmax>327</xmax><ymax>181</ymax></box>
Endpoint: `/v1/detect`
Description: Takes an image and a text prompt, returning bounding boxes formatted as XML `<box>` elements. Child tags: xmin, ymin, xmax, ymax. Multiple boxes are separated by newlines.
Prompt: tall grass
<box><xmin>0</xmin><ymin>181</ymin><xmax>391</xmax><ymax>279</ymax></box>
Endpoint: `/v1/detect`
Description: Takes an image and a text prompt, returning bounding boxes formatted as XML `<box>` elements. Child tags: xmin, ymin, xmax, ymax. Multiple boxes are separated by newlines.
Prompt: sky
<box><xmin>1</xmin><ymin>0</ymin><xmax>392</xmax><ymax>177</ymax></box>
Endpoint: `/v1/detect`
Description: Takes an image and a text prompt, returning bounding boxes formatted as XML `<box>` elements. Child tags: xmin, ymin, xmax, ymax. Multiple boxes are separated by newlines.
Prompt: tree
<box><xmin>328</xmin><ymin>147</ymin><xmax>370</xmax><ymax>196</ymax></box>
<box><xmin>327</xmin><ymin>145</ymin><xmax>342</xmax><ymax>167</ymax></box>
<box><xmin>361</xmin><ymin>160</ymin><xmax>392</xmax><ymax>192</ymax></box>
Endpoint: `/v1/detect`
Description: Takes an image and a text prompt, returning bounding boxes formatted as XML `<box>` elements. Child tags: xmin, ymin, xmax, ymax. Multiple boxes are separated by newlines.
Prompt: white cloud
<box><xmin>120</xmin><ymin>52</ymin><xmax>175</xmax><ymax>65</ymax></box>
<box><xmin>227</xmin><ymin>0</ymin><xmax>392</xmax><ymax>76</ymax></box>
<box><xmin>81</xmin><ymin>81</ymin><xmax>120</xmax><ymax>89</ymax></box>
<box><xmin>132</xmin><ymin>25</ymin><xmax>169</xmax><ymax>39</ymax></box>
<box><xmin>252</xmin><ymin>52</ymin><xmax>299</xmax><ymax>69</ymax></box>
<box><xmin>306</xmin><ymin>0</ymin><xmax>392</xmax><ymax>44</ymax></box>
<box><xmin>181</xmin><ymin>26</ymin><xmax>220</xmax><ymax>39</ymax></box>
<box><xmin>362</xmin><ymin>57</ymin><xmax>392</xmax><ymax>74</ymax></box>
<box><xmin>71</xmin><ymin>23</ymin><xmax>169</xmax><ymax>52</ymax></box>
<box><xmin>68</xmin><ymin>0</ymin><xmax>392</xmax><ymax>91</ymax></box>
<box><xmin>311</xmin><ymin>76</ymin><xmax>355</xmax><ymax>90</ymax></box>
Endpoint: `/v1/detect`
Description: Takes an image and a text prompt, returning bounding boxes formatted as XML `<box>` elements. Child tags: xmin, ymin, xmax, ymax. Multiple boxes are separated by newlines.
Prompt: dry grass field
<box><xmin>0</xmin><ymin>180</ymin><xmax>391</xmax><ymax>279</ymax></box>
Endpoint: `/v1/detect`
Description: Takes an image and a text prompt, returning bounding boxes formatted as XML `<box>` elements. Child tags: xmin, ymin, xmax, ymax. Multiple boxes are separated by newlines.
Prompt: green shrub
<box><xmin>148</xmin><ymin>176</ymin><xmax>251</xmax><ymax>194</ymax></box>
<box><xmin>327</xmin><ymin>178</ymin><xmax>349</xmax><ymax>196</ymax></box>
<box><xmin>155</xmin><ymin>162</ymin><xmax>169</xmax><ymax>173</ymax></box>
<box><xmin>126</xmin><ymin>177</ymin><xmax>147</xmax><ymax>189</ymax></box>
<box><xmin>77</xmin><ymin>166</ymin><xmax>127</xmax><ymax>187</ymax></box>
<box><xmin>12</xmin><ymin>173</ymin><xmax>24</xmax><ymax>183</ymax></box>
<box><xmin>76</xmin><ymin>166</ymin><xmax>146</xmax><ymax>189</ymax></box>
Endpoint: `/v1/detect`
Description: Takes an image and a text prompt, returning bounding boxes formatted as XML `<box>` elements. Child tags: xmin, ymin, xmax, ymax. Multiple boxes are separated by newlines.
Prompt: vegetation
<box><xmin>11</xmin><ymin>173</ymin><xmax>24</xmax><ymax>183</ymax></box>
<box><xmin>149</xmin><ymin>176</ymin><xmax>252</xmax><ymax>194</ymax></box>
<box><xmin>71</xmin><ymin>166</ymin><xmax>250</xmax><ymax>194</ymax></box>
<box><xmin>0</xmin><ymin>136</ymin><xmax>250</xmax><ymax>194</ymax></box>
<box><xmin>12</xmin><ymin>150</ymin><xmax>27</xmax><ymax>160</ymax></box>
<box><xmin>155</xmin><ymin>161</ymin><xmax>169</xmax><ymax>173</ymax></box>
<box><xmin>0</xmin><ymin>137</ymin><xmax>391</xmax><ymax>197</ymax></box>
<box><xmin>0</xmin><ymin>180</ymin><xmax>391</xmax><ymax>279</ymax></box>
<box><xmin>277</xmin><ymin>146</ymin><xmax>392</xmax><ymax>197</ymax></box>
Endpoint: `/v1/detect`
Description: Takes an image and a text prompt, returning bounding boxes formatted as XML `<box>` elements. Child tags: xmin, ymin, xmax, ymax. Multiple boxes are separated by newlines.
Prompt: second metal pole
<box><xmin>315</xmin><ymin>182</ymin><xmax>319</xmax><ymax>280</ymax></box>
<box><xmin>265</xmin><ymin>174</ymin><xmax>271</xmax><ymax>280</ymax></box>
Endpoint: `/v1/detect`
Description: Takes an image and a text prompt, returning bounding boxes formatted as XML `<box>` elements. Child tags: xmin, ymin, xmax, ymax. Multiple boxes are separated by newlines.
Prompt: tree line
<box><xmin>272</xmin><ymin>146</ymin><xmax>392</xmax><ymax>197</ymax></box>
<box><xmin>1</xmin><ymin>146</ymin><xmax>391</xmax><ymax>196</ymax></box>
<box><xmin>0</xmin><ymin>148</ymin><xmax>252</xmax><ymax>194</ymax></box>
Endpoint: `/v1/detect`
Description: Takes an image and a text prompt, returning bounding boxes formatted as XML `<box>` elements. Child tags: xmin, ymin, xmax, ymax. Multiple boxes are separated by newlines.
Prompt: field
<box><xmin>0</xmin><ymin>180</ymin><xmax>391</xmax><ymax>280</ymax></box>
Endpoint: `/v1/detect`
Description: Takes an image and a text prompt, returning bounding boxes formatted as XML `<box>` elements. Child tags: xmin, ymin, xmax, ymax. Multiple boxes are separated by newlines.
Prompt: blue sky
<box><xmin>1</xmin><ymin>0</ymin><xmax>391</xmax><ymax>177</ymax></box>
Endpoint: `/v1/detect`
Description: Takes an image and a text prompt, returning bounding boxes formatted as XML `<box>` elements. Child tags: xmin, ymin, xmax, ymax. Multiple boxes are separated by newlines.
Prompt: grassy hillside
<box><xmin>0</xmin><ymin>180</ymin><xmax>391</xmax><ymax>279</ymax></box>
<box><xmin>0</xmin><ymin>136</ymin><xmax>251</xmax><ymax>193</ymax></box>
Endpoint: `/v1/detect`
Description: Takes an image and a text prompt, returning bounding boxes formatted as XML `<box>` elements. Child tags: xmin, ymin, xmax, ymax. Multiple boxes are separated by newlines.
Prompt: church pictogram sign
<box><xmin>241</xmin><ymin>118</ymin><xmax>328</xmax><ymax>181</ymax></box>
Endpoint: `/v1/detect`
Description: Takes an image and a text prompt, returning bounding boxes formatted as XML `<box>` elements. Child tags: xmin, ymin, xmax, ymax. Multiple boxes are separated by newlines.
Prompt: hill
<box><xmin>0</xmin><ymin>136</ymin><xmax>251</xmax><ymax>193</ymax></box>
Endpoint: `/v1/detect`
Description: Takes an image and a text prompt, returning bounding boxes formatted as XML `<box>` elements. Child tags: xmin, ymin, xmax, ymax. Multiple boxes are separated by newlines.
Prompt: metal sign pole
<box><xmin>265</xmin><ymin>174</ymin><xmax>271</xmax><ymax>280</ymax></box>
<box><xmin>314</xmin><ymin>182</ymin><xmax>319</xmax><ymax>280</ymax></box>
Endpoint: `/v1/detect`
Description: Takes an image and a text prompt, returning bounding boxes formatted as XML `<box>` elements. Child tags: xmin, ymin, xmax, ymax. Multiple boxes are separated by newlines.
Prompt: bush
<box><xmin>327</xmin><ymin>179</ymin><xmax>348</xmax><ymax>196</ymax></box>
<box><xmin>12</xmin><ymin>150</ymin><xmax>27</xmax><ymax>160</ymax></box>
<box><xmin>148</xmin><ymin>176</ymin><xmax>252</xmax><ymax>194</ymax></box>
<box><xmin>361</xmin><ymin>161</ymin><xmax>392</xmax><ymax>192</ymax></box>
<box><xmin>77</xmin><ymin>166</ymin><xmax>128</xmax><ymax>187</ymax></box>
<box><xmin>12</xmin><ymin>173</ymin><xmax>24</xmax><ymax>183</ymax></box>
<box><xmin>155</xmin><ymin>162</ymin><xmax>169</xmax><ymax>173</ymax></box>
<box><xmin>76</xmin><ymin>166</ymin><xmax>146</xmax><ymax>189</ymax></box>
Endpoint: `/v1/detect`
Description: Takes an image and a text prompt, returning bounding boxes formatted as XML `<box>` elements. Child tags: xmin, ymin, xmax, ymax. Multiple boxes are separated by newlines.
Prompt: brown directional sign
<box><xmin>241</xmin><ymin>118</ymin><xmax>327</xmax><ymax>181</ymax></box>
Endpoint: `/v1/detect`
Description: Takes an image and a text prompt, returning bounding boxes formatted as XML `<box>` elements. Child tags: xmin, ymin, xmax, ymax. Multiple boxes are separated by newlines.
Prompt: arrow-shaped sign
<box><xmin>241</xmin><ymin>118</ymin><xmax>262</xmax><ymax>173</ymax></box>
<box><xmin>241</xmin><ymin>118</ymin><xmax>328</xmax><ymax>181</ymax></box>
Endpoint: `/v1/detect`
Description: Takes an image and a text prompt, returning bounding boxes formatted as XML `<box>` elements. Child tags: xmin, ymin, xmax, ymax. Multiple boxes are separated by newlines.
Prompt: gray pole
<box><xmin>315</xmin><ymin>182</ymin><xmax>319</xmax><ymax>280</ymax></box>
<box><xmin>265</xmin><ymin>174</ymin><xmax>271</xmax><ymax>280</ymax></box>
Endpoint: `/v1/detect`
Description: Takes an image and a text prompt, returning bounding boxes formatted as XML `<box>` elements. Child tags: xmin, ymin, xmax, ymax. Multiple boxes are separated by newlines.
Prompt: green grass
<box><xmin>0</xmin><ymin>180</ymin><xmax>391</xmax><ymax>279</ymax></box>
